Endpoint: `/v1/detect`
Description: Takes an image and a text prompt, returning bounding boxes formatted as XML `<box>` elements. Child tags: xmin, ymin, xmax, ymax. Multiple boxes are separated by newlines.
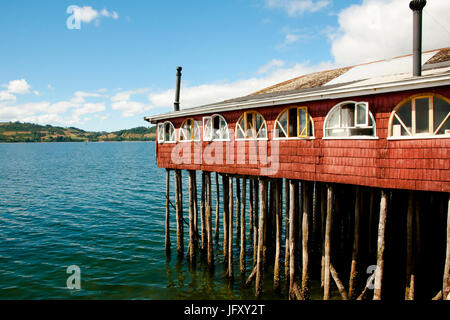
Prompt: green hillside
<box><xmin>0</xmin><ymin>122</ymin><xmax>156</xmax><ymax>143</ymax></box>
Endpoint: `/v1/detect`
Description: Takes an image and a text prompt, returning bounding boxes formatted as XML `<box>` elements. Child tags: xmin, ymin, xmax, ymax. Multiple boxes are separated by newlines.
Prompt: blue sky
<box><xmin>0</xmin><ymin>0</ymin><xmax>449</xmax><ymax>131</ymax></box>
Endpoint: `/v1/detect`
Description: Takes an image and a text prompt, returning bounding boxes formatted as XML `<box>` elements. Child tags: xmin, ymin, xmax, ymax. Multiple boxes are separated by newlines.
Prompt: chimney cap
<box><xmin>176</xmin><ymin>66</ymin><xmax>182</xmax><ymax>73</ymax></box>
<box><xmin>409</xmin><ymin>0</ymin><xmax>426</xmax><ymax>11</ymax></box>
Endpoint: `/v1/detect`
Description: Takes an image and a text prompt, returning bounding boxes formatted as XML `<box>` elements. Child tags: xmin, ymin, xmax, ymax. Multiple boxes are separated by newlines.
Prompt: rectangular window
<box><xmin>415</xmin><ymin>98</ymin><xmax>430</xmax><ymax>134</ymax></box>
<box><xmin>355</xmin><ymin>102</ymin><xmax>369</xmax><ymax>127</ymax></box>
<box><xmin>158</xmin><ymin>123</ymin><xmax>164</xmax><ymax>142</ymax></box>
<box><xmin>203</xmin><ymin>117</ymin><xmax>212</xmax><ymax>141</ymax></box>
<box><xmin>298</xmin><ymin>107</ymin><xmax>308</xmax><ymax>137</ymax></box>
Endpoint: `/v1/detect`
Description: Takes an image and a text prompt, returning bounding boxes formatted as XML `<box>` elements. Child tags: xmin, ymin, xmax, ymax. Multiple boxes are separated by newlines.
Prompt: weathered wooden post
<box><xmin>302</xmin><ymin>181</ymin><xmax>311</xmax><ymax>300</ymax></box>
<box><xmin>443</xmin><ymin>194</ymin><xmax>450</xmax><ymax>300</ymax></box>
<box><xmin>205</xmin><ymin>172</ymin><xmax>213</xmax><ymax>268</ymax></box>
<box><xmin>324</xmin><ymin>184</ymin><xmax>333</xmax><ymax>300</ymax></box>
<box><xmin>289</xmin><ymin>179</ymin><xmax>298</xmax><ymax>299</ymax></box>
<box><xmin>174</xmin><ymin>169</ymin><xmax>184</xmax><ymax>259</ymax></box>
<box><xmin>227</xmin><ymin>176</ymin><xmax>234</xmax><ymax>279</ymax></box>
<box><xmin>249</xmin><ymin>179</ymin><xmax>254</xmax><ymax>241</ymax></box>
<box><xmin>253</xmin><ymin>180</ymin><xmax>259</xmax><ymax>264</ymax></box>
<box><xmin>236</xmin><ymin>178</ymin><xmax>241</xmax><ymax>249</ymax></box>
<box><xmin>214</xmin><ymin>172</ymin><xmax>220</xmax><ymax>243</ymax></box>
<box><xmin>200</xmin><ymin>172</ymin><xmax>206</xmax><ymax>253</ymax></box>
<box><xmin>255</xmin><ymin>177</ymin><xmax>267</xmax><ymax>298</ymax></box>
<box><xmin>405</xmin><ymin>191</ymin><xmax>415</xmax><ymax>300</ymax></box>
<box><xmin>349</xmin><ymin>186</ymin><xmax>361</xmax><ymax>299</ymax></box>
<box><xmin>165</xmin><ymin>169</ymin><xmax>171</xmax><ymax>255</ymax></box>
<box><xmin>223</xmin><ymin>175</ymin><xmax>229</xmax><ymax>264</ymax></box>
<box><xmin>240</xmin><ymin>177</ymin><xmax>247</xmax><ymax>275</ymax></box>
<box><xmin>373</xmin><ymin>189</ymin><xmax>388</xmax><ymax>300</ymax></box>
<box><xmin>188</xmin><ymin>170</ymin><xmax>196</xmax><ymax>264</ymax></box>
<box><xmin>274</xmin><ymin>179</ymin><xmax>282</xmax><ymax>292</ymax></box>
<box><xmin>285</xmin><ymin>179</ymin><xmax>290</xmax><ymax>284</ymax></box>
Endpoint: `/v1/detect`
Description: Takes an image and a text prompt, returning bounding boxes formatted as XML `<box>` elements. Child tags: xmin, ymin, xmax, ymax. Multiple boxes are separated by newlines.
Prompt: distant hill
<box><xmin>0</xmin><ymin>122</ymin><xmax>156</xmax><ymax>143</ymax></box>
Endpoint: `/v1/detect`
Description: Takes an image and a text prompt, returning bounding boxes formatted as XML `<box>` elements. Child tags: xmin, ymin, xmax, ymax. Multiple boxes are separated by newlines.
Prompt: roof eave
<box><xmin>144</xmin><ymin>72</ymin><xmax>450</xmax><ymax>123</ymax></box>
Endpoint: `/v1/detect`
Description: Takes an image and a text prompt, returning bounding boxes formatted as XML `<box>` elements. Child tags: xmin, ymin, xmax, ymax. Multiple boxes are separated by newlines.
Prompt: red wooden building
<box><xmin>146</xmin><ymin>48</ymin><xmax>450</xmax><ymax>193</ymax></box>
<box><xmin>144</xmin><ymin>46</ymin><xmax>450</xmax><ymax>300</ymax></box>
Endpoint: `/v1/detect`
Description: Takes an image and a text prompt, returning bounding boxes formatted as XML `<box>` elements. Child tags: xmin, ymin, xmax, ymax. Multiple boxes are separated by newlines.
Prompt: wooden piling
<box><xmin>288</xmin><ymin>179</ymin><xmax>298</xmax><ymax>299</ymax></box>
<box><xmin>255</xmin><ymin>178</ymin><xmax>267</xmax><ymax>298</ymax></box>
<box><xmin>236</xmin><ymin>178</ymin><xmax>241</xmax><ymax>249</ymax></box>
<box><xmin>188</xmin><ymin>170</ymin><xmax>196</xmax><ymax>264</ymax></box>
<box><xmin>193</xmin><ymin>171</ymin><xmax>199</xmax><ymax>250</ymax></box>
<box><xmin>274</xmin><ymin>179</ymin><xmax>282</xmax><ymax>292</ymax></box>
<box><xmin>324</xmin><ymin>184</ymin><xmax>333</xmax><ymax>300</ymax></box>
<box><xmin>240</xmin><ymin>177</ymin><xmax>247</xmax><ymax>275</ymax></box>
<box><xmin>249</xmin><ymin>179</ymin><xmax>254</xmax><ymax>240</ymax></box>
<box><xmin>285</xmin><ymin>179</ymin><xmax>290</xmax><ymax>284</ymax></box>
<box><xmin>349</xmin><ymin>186</ymin><xmax>361</xmax><ymax>299</ymax></box>
<box><xmin>320</xmin><ymin>183</ymin><xmax>326</xmax><ymax>287</ymax></box>
<box><xmin>205</xmin><ymin>172</ymin><xmax>213</xmax><ymax>268</ymax></box>
<box><xmin>200</xmin><ymin>172</ymin><xmax>206</xmax><ymax>253</ymax></box>
<box><xmin>222</xmin><ymin>175</ymin><xmax>229</xmax><ymax>265</ymax></box>
<box><xmin>165</xmin><ymin>169</ymin><xmax>171</xmax><ymax>255</ymax></box>
<box><xmin>443</xmin><ymin>194</ymin><xmax>450</xmax><ymax>300</ymax></box>
<box><xmin>373</xmin><ymin>189</ymin><xmax>388</xmax><ymax>300</ymax></box>
<box><xmin>405</xmin><ymin>191</ymin><xmax>415</xmax><ymax>300</ymax></box>
<box><xmin>227</xmin><ymin>176</ymin><xmax>234</xmax><ymax>279</ymax></box>
<box><xmin>214</xmin><ymin>172</ymin><xmax>220</xmax><ymax>243</ymax></box>
<box><xmin>302</xmin><ymin>181</ymin><xmax>311</xmax><ymax>300</ymax></box>
<box><xmin>253</xmin><ymin>180</ymin><xmax>259</xmax><ymax>265</ymax></box>
<box><xmin>174</xmin><ymin>169</ymin><xmax>184</xmax><ymax>259</ymax></box>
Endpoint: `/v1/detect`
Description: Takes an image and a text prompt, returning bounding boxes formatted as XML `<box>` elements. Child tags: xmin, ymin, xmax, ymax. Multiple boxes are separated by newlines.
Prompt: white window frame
<box><xmin>158</xmin><ymin>121</ymin><xmax>176</xmax><ymax>143</ymax></box>
<box><xmin>235</xmin><ymin>111</ymin><xmax>268</xmax><ymax>141</ymax></box>
<box><xmin>323</xmin><ymin>101</ymin><xmax>377</xmax><ymax>139</ymax></box>
<box><xmin>273</xmin><ymin>106</ymin><xmax>315</xmax><ymax>140</ymax></box>
<box><xmin>355</xmin><ymin>102</ymin><xmax>369</xmax><ymax>127</ymax></box>
<box><xmin>179</xmin><ymin>118</ymin><xmax>201</xmax><ymax>142</ymax></box>
<box><xmin>388</xmin><ymin>94</ymin><xmax>450</xmax><ymax>140</ymax></box>
<box><xmin>202</xmin><ymin>114</ymin><xmax>230</xmax><ymax>142</ymax></box>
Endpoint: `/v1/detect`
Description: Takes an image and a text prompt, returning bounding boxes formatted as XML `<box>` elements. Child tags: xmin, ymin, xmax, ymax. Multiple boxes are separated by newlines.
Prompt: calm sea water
<box><xmin>0</xmin><ymin>142</ymin><xmax>329</xmax><ymax>300</ymax></box>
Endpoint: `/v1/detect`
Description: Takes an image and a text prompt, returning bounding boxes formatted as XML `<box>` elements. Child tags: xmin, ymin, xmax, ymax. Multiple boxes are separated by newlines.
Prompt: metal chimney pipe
<box><xmin>174</xmin><ymin>66</ymin><xmax>182</xmax><ymax>111</ymax></box>
<box><xmin>409</xmin><ymin>0</ymin><xmax>427</xmax><ymax>77</ymax></box>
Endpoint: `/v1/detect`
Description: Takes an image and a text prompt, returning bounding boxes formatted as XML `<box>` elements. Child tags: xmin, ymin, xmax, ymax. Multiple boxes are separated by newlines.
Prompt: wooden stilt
<box><xmin>324</xmin><ymin>184</ymin><xmax>333</xmax><ymax>300</ymax></box>
<box><xmin>228</xmin><ymin>176</ymin><xmax>234</xmax><ymax>279</ymax></box>
<box><xmin>188</xmin><ymin>170</ymin><xmax>196</xmax><ymax>264</ymax></box>
<box><xmin>285</xmin><ymin>179</ymin><xmax>290</xmax><ymax>284</ymax></box>
<box><xmin>443</xmin><ymin>194</ymin><xmax>450</xmax><ymax>300</ymax></box>
<box><xmin>274</xmin><ymin>179</ymin><xmax>282</xmax><ymax>292</ymax></box>
<box><xmin>193</xmin><ymin>171</ymin><xmax>199</xmax><ymax>250</ymax></box>
<box><xmin>250</xmin><ymin>179</ymin><xmax>254</xmax><ymax>241</ymax></box>
<box><xmin>174</xmin><ymin>169</ymin><xmax>184</xmax><ymax>259</ymax></box>
<box><xmin>214</xmin><ymin>172</ymin><xmax>220</xmax><ymax>243</ymax></box>
<box><xmin>165</xmin><ymin>169</ymin><xmax>171</xmax><ymax>255</ymax></box>
<box><xmin>253</xmin><ymin>180</ymin><xmax>259</xmax><ymax>265</ymax></box>
<box><xmin>205</xmin><ymin>172</ymin><xmax>213</xmax><ymax>268</ymax></box>
<box><xmin>330</xmin><ymin>263</ymin><xmax>349</xmax><ymax>300</ymax></box>
<box><xmin>320</xmin><ymin>183</ymin><xmax>326</xmax><ymax>287</ymax></box>
<box><xmin>405</xmin><ymin>191</ymin><xmax>415</xmax><ymax>300</ymax></box>
<box><xmin>302</xmin><ymin>181</ymin><xmax>311</xmax><ymax>300</ymax></box>
<box><xmin>373</xmin><ymin>189</ymin><xmax>388</xmax><ymax>300</ymax></box>
<box><xmin>240</xmin><ymin>177</ymin><xmax>247</xmax><ymax>275</ymax></box>
<box><xmin>289</xmin><ymin>179</ymin><xmax>298</xmax><ymax>299</ymax></box>
<box><xmin>236</xmin><ymin>178</ymin><xmax>241</xmax><ymax>249</ymax></box>
<box><xmin>349</xmin><ymin>186</ymin><xmax>361</xmax><ymax>299</ymax></box>
<box><xmin>200</xmin><ymin>172</ymin><xmax>206</xmax><ymax>253</ymax></box>
<box><xmin>223</xmin><ymin>175</ymin><xmax>229</xmax><ymax>265</ymax></box>
<box><xmin>255</xmin><ymin>178</ymin><xmax>267</xmax><ymax>298</ymax></box>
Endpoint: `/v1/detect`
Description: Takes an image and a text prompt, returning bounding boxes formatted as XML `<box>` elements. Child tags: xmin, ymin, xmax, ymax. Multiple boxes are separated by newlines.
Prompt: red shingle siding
<box><xmin>156</xmin><ymin>86</ymin><xmax>450</xmax><ymax>192</ymax></box>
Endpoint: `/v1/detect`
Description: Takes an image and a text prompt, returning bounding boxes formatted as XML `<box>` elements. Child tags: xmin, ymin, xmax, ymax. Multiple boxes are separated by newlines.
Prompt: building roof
<box><xmin>145</xmin><ymin>47</ymin><xmax>450</xmax><ymax>123</ymax></box>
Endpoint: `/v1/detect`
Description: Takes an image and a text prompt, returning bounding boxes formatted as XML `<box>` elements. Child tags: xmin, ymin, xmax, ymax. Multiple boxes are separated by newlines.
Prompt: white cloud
<box><xmin>265</xmin><ymin>0</ymin><xmax>330</xmax><ymax>16</ymax></box>
<box><xmin>7</xmin><ymin>79</ymin><xmax>31</xmax><ymax>94</ymax></box>
<box><xmin>70</xmin><ymin>91</ymin><xmax>102</xmax><ymax>104</ymax></box>
<box><xmin>330</xmin><ymin>0</ymin><xmax>450</xmax><ymax>66</ymax></box>
<box><xmin>111</xmin><ymin>88</ymin><xmax>152</xmax><ymax>117</ymax></box>
<box><xmin>73</xmin><ymin>6</ymin><xmax>99</xmax><ymax>23</ymax></box>
<box><xmin>0</xmin><ymin>91</ymin><xmax>16</xmax><ymax>101</ymax></box>
<box><xmin>101</xmin><ymin>8</ymin><xmax>119</xmax><ymax>19</ymax></box>
<box><xmin>74</xmin><ymin>102</ymin><xmax>106</xmax><ymax>116</ymax></box>
<box><xmin>257</xmin><ymin>59</ymin><xmax>286</xmax><ymax>74</ymax></box>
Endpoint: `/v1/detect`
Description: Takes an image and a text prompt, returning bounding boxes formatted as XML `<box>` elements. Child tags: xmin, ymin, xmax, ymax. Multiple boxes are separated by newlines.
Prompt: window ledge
<box><xmin>322</xmin><ymin>136</ymin><xmax>379</xmax><ymax>140</ymax></box>
<box><xmin>387</xmin><ymin>135</ymin><xmax>450</xmax><ymax>140</ymax></box>
<box><xmin>179</xmin><ymin>140</ymin><xmax>201</xmax><ymax>143</ymax></box>
<box><xmin>158</xmin><ymin>141</ymin><xmax>177</xmax><ymax>144</ymax></box>
<box><xmin>274</xmin><ymin>137</ymin><xmax>316</xmax><ymax>140</ymax></box>
<box><xmin>235</xmin><ymin>138</ymin><xmax>269</xmax><ymax>141</ymax></box>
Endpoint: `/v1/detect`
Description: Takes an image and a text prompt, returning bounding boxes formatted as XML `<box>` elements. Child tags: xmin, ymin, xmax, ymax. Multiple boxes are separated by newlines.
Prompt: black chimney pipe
<box><xmin>409</xmin><ymin>0</ymin><xmax>427</xmax><ymax>77</ymax></box>
<box><xmin>174</xmin><ymin>66</ymin><xmax>182</xmax><ymax>111</ymax></box>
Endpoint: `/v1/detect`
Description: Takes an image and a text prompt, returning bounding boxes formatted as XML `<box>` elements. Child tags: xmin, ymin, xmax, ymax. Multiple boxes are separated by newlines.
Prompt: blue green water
<box><xmin>1</xmin><ymin>142</ymin><xmax>318</xmax><ymax>300</ymax></box>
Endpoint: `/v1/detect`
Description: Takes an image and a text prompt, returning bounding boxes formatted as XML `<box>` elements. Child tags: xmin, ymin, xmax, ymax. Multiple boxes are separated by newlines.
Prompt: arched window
<box><xmin>389</xmin><ymin>94</ymin><xmax>450</xmax><ymax>138</ymax></box>
<box><xmin>236</xmin><ymin>111</ymin><xmax>267</xmax><ymax>140</ymax></box>
<box><xmin>157</xmin><ymin>121</ymin><xmax>176</xmax><ymax>143</ymax></box>
<box><xmin>179</xmin><ymin>118</ymin><xmax>200</xmax><ymax>142</ymax></box>
<box><xmin>274</xmin><ymin>106</ymin><xmax>314</xmax><ymax>139</ymax></box>
<box><xmin>203</xmin><ymin>114</ymin><xmax>229</xmax><ymax>141</ymax></box>
<box><xmin>323</xmin><ymin>101</ymin><xmax>376</xmax><ymax>138</ymax></box>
